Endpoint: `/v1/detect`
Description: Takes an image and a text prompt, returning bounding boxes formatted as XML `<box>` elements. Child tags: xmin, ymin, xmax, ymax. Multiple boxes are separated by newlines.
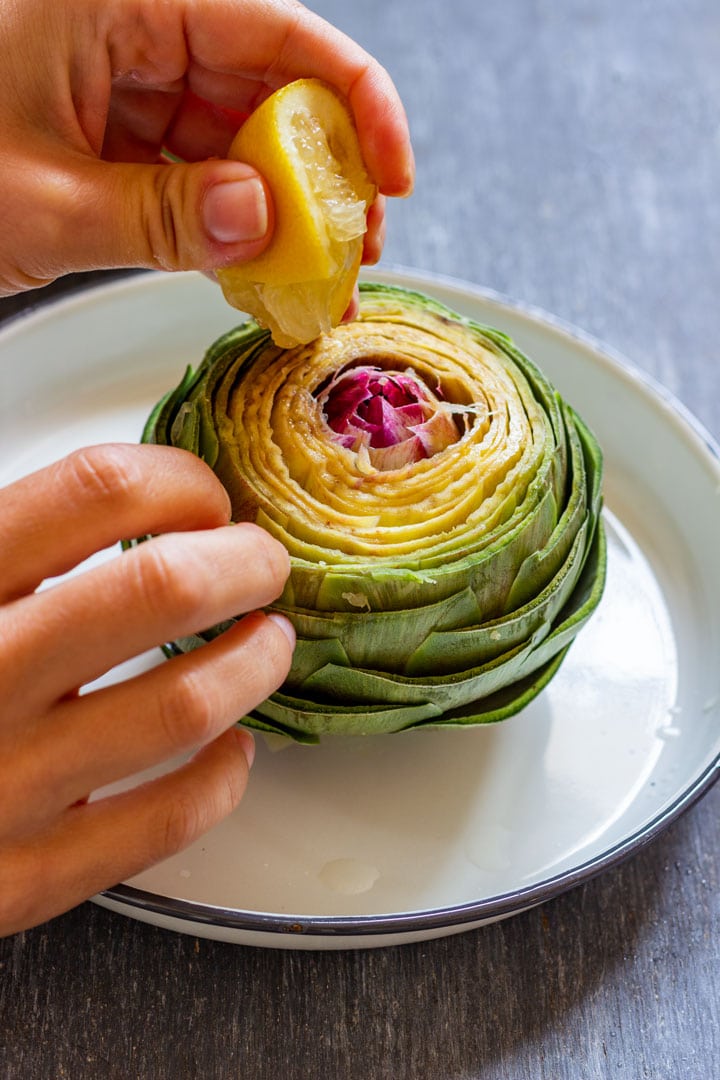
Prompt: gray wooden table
<box><xmin>1</xmin><ymin>1</ymin><xmax>718</xmax><ymax>1077</ymax></box>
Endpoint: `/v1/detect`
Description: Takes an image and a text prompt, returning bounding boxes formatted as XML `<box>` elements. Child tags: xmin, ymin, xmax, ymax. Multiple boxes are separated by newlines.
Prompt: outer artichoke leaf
<box><xmin>199</xmin><ymin>318</ymin><xmax>268</xmax><ymax>369</ymax></box>
<box><xmin>252</xmin><ymin>692</ymin><xmax>443</xmax><ymax>738</ymax></box>
<box><xmin>278</xmin><ymin>560</ymin><xmax>438</xmax><ymax>612</ymax></box>
<box><xmin>285</xmin><ymin>636</ymin><xmax>350</xmax><ymax>687</ymax></box>
<box><xmin>504</xmin><ymin>401</ymin><xmax>589</xmax><ymax>613</ymax></box>
<box><xmin>493</xmin><ymin>518</ymin><xmax>606</xmax><ymax>692</ymax></box>
<box><xmin>571</xmin><ymin>404</ymin><xmax>604</xmax><ymax>519</ymax></box>
<box><xmin>537</xmin><ymin>514</ymin><xmax>607</xmax><ymax>645</ymax></box>
<box><xmin>260</xmin><ymin>641</ymin><xmax>566</xmax><ymax>738</ymax></box>
<box><xmin>169</xmin><ymin>633</ymin><xmax>212</xmax><ymax>654</ymax></box>
<box><xmin>414</xmin><ymin>514</ymin><xmax>605</xmax><ymax>684</ymax></box>
<box><xmin>297</xmin><ymin>520</ymin><xmax>605</xmax><ymax>714</ymax></box>
<box><xmin>169</xmin><ymin>394</ymin><xmax>222</xmax><ymax>466</ymax></box>
<box><xmin>153</xmin><ymin>365</ymin><xmax>219</xmax><ymax>465</ymax></box>
<box><xmin>279</xmin><ymin>585</ymin><xmax>482</xmax><ymax>672</ymax></box>
<box><xmin>142</xmin><ymin>364</ymin><xmax>197</xmax><ymax>446</ymax></box>
<box><xmin>404</xmin><ymin>515</ymin><xmax>592</xmax><ymax>676</ymax></box>
<box><xmin>300</xmin><ymin>638</ymin><xmax>537</xmax><ymax>711</ymax></box>
<box><xmin>412</xmin><ymin>648</ymin><xmax>570</xmax><ymax>730</ymax></box>
<box><xmin>240</xmin><ymin>711</ymin><xmax>321</xmax><ymax>744</ymax></box>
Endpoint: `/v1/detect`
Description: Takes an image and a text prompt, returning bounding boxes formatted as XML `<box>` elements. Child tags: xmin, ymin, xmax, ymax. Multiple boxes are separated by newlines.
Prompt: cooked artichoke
<box><xmin>140</xmin><ymin>283</ymin><xmax>606</xmax><ymax>741</ymax></box>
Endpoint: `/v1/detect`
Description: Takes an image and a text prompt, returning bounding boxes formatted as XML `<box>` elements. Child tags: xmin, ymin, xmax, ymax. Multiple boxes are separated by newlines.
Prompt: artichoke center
<box><xmin>317</xmin><ymin>364</ymin><xmax>462</xmax><ymax>471</ymax></box>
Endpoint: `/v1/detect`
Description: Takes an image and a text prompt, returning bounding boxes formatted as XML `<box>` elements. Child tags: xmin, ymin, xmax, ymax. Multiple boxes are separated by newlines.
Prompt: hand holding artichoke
<box><xmin>140</xmin><ymin>284</ymin><xmax>606</xmax><ymax>741</ymax></box>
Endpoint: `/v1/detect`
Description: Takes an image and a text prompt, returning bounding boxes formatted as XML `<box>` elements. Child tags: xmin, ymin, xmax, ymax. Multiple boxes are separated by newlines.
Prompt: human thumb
<box><xmin>8</xmin><ymin>155</ymin><xmax>272</xmax><ymax>287</ymax></box>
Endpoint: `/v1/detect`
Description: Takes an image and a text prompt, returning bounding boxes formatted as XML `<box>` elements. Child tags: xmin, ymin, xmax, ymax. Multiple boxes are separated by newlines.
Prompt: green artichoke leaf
<box><xmin>419</xmin><ymin>648</ymin><xmax>570</xmax><ymax>729</ymax></box>
<box><xmin>254</xmin><ymin>691</ymin><xmax>443</xmax><ymax>738</ymax></box>
<box><xmin>236</xmin><ymin>709</ymin><xmax>321</xmax><ymax>744</ymax></box>
<box><xmin>280</xmin><ymin>585</ymin><xmax>483</xmax><ymax>675</ymax></box>
<box><xmin>142</xmin><ymin>364</ymin><xmax>196</xmax><ymax>446</ymax></box>
<box><xmin>247</xmin><ymin>650</ymin><xmax>569</xmax><ymax>738</ymax></box>
<box><xmin>286</xmin><ymin>636</ymin><xmax>350</xmax><ymax>686</ymax></box>
<box><xmin>300</xmin><ymin>637</ymin><xmax>539</xmax><ymax>711</ymax></box>
<box><xmin>504</xmin><ymin>400</ymin><xmax>590</xmax><ymax>612</ymax></box>
<box><xmin>404</xmin><ymin>515</ymin><xmax>592</xmax><ymax>676</ymax></box>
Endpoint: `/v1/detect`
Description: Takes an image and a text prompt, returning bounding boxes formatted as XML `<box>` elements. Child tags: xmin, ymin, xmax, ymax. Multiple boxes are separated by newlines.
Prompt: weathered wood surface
<box><xmin>1</xmin><ymin>0</ymin><xmax>718</xmax><ymax>1076</ymax></box>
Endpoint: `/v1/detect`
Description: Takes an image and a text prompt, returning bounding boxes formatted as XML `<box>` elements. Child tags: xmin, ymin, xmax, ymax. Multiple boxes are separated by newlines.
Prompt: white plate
<box><xmin>1</xmin><ymin>268</ymin><xmax>718</xmax><ymax>950</ymax></box>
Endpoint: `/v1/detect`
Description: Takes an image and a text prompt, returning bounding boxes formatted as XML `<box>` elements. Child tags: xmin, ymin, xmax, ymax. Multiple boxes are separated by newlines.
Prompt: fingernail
<box><xmin>236</xmin><ymin>726</ymin><xmax>256</xmax><ymax>769</ymax></box>
<box><xmin>203</xmin><ymin>177</ymin><xmax>268</xmax><ymax>243</ymax></box>
<box><xmin>267</xmin><ymin>612</ymin><xmax>296</xmax><ymax>648</ymax></box>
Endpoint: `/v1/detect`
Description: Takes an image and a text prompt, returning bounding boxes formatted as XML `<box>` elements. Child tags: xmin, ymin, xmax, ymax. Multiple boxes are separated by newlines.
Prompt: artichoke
<box><xmin>140</xmin><ymin>283</ymin><xmax>606</xmax><ymax>742</ymax></box>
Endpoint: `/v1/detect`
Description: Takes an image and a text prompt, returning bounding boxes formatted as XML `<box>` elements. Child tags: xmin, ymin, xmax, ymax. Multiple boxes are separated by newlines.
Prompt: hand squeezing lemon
<box><xmin>217</xmin><ymin>78</ymin><xmax>377</xmax><ymax>348</ymax></box>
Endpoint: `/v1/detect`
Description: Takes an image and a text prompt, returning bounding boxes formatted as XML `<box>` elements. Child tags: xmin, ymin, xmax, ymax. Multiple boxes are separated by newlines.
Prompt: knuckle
<box><xmin>129</xmin><ymin>535</ymin><xmax>207</xmax><ymax>624</ymax></box>
<box><xmin>144</xmin><ymin>167</ymin><xmax>199</xmax><ymax>272</ymax></box>
<box><xmin>220</xmin><ymin>614</ymin><xmax>293</xmax><ymax>711</ymax></box>
<box><xmin>0</xmin><ymin>165</ymin><xmax>77</xmax><ymax>292</ymax></box>
<box><xmin>150</xmin><ymin>169</ymin><xmax>181</xmax><ymax>271</ymax></box>
<box><xmin>159</xmin><ymin>752</ymin><xmax>246</xmax><ymax>859</ymax></box>
<box><xmin>218</xmin><ymin>759</ymin><xmax>246</xmax><ymax>813</ymax></box>
<box><xmin>161</xmin><ymin>791</ymin><xmax>206</xmax><ymax>856</ymax></box>
<box><xmin>156</xmin><ymin>665</ymin><xmax>220</xmax><ymax>749</ymax></box>
<box><xmin>63</xmin><ymin>444</ymin><xmax>139</xmax><ymax>510</ymax></box>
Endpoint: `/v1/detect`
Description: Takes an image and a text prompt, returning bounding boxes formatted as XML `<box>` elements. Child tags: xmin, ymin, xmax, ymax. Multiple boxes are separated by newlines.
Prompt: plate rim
<box><xmin>4</xmin><ymin>266</ymin><xmax>719</xmax><ymax>941</ymax></box>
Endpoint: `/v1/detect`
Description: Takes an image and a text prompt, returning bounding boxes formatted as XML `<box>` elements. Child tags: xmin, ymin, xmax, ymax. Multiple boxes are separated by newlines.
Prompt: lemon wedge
<box><xmin>217</xmin><ymin>78</ymin><xmax>377</xmax><ymax>348</ymax></box>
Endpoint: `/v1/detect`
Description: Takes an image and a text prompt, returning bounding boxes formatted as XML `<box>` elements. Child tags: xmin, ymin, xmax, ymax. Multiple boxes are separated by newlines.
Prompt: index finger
<box><xmin>4</xmin><ymin>522</ymin><xmax>291</xmax><ymax>718</ymax></box>
<box><xmin>0</xmin><ymin>444</ymin><xmax>231</xmax><ymax>603</ymax></box>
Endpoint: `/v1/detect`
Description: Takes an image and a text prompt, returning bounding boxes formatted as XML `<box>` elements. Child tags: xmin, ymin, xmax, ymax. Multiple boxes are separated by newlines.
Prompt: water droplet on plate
<box><xmin>318</xmin><ymin>858</ymin><xmax>380</xmax><ymax>895</ymax></box>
